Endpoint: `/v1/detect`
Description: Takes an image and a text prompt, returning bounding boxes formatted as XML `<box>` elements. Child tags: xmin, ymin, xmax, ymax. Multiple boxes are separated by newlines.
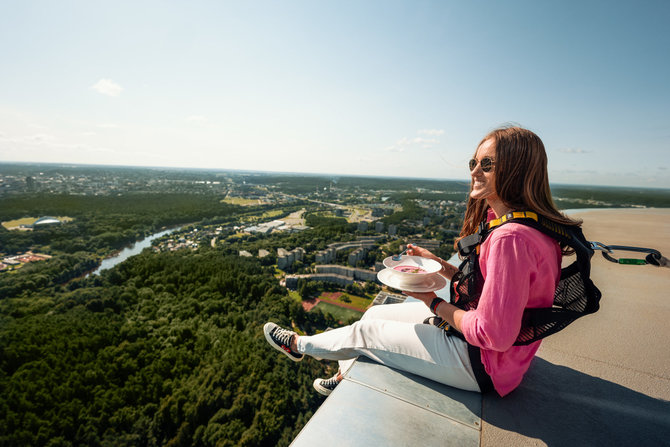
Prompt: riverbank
<box><xmin>86</xmin><ymin>226</ymin><xmax>182</xmax><ymax>277</ymax></box>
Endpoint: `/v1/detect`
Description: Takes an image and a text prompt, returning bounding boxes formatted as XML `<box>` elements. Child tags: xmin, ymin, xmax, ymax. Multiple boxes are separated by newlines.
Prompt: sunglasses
<box><xmin>468</xmin><ymin>157</ymin><xmax>495</xmax><ymax>172</ymax></box>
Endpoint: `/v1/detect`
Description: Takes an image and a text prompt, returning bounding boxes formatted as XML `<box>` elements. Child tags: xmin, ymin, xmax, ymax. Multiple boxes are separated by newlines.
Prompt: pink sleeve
<box><xmin>460</xmin><ymin>232</ymin><xmax>538</xmax><ymax>351</ymax></box>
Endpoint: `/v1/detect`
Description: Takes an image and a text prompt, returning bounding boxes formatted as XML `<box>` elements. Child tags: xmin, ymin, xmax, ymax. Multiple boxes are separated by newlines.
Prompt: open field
<box><xmin>220</xmin><ymin>197</ymin><xmax>259</xmax><ymax>206</ymax></box>
<box><xmin>346</xmin><ymin>207</ymin><xmax>373</xmax><ymax>223</ymax></box>
<box><xmin>259</xmin><ymin>209</ymin><xmax>284</xmax><ymax>219</ymax></box>
<box><xmin>282</xmin><ymin>208</ymin><xmax>306</xmax><ymax>225</ymax></box>
<box><xmin>315</xmin><ymin>301</ymin><xmax>363</xmax><ymax>322</ymax></box>
<box><xmin>318</xmin><ymin>291</ymin><xmax>372</xmax><ymax>311</ymax></box>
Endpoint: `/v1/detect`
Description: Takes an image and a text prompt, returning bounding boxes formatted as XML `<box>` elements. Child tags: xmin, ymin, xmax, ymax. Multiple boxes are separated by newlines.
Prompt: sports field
<box><xmin>315</xmin><ymin>301</ymin><xmax>363</xmax><ymax>322</ymax></box>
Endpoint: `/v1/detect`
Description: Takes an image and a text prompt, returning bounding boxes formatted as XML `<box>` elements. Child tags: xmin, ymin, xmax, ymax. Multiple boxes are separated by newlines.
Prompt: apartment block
<box><xmin>277</xmin><ymin>247</ymin><xmax>305</xmax><ymax>270</ymax></box>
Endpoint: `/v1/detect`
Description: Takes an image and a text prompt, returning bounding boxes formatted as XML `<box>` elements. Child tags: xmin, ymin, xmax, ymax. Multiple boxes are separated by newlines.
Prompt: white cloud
<box><xmin>0</xmin><ymin>133</ymin><xmax>58</xmax><ymax>145</ymax></box>
<box><xmin>385</xmin><ymin>129</ymin><xmax>443</xmax><ymax>152</ymax></box>
<box><xmin>418</xmin><ymin>129</ymin><xmax>445</xmax><ymax>136</ymax></box>
<box><xmin>186</xmin><ymin>115</ymin><xmax>207</xmax><ymax>123</ymax></box>
<box><xmin>413</xmin><ymin>137</ymin><xmax>438</xmax><ymax>145</ymax></box>
<box><xmin>91</xmin><ymin>79</ymin><xmax>123</xmax><ymax>97</ymax></box>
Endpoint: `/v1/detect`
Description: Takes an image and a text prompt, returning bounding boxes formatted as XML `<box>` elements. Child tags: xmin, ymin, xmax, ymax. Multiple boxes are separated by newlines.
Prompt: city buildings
<box><xmin>314</xmin><ymin>237</ymin><xmax>381</xmax><ymax>265</ymax></box>
<box><xmin>277</xmin><ymin>247</ymin><xmax>305</xmax><ymax>270</ymax></box>
<box><xmin>372</xmin><ymin>291</ymin><xmax>407</xmax><ymax>306</ymax></box>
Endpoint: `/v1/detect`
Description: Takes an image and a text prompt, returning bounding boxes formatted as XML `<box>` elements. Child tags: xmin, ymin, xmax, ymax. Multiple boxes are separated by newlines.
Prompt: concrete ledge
<box><xmin>291</xmin><ymin>357</ymin><xmax>482</xmax><ymax>446</ymax></box>
<box><xmin>481</xmin><ymin>356</ymin><xmax>670</xmax><ymax>446</ymax></box>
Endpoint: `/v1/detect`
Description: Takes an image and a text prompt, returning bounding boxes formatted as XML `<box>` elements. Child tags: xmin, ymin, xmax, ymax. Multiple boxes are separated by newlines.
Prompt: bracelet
<box><xmin>429</xmin><ymin>297</ymin><xmax>445</xmax><ymax>314</ymax></box>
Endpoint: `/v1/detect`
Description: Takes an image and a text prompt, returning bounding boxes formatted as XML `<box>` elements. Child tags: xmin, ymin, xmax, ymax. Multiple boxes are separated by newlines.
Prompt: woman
<box><xmin>264</xmin><ymin>126</ymin><xmax>581</xmax><ymax>397</ymax></box>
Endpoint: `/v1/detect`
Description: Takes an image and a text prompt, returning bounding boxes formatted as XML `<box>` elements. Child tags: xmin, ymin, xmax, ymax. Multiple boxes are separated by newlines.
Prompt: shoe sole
<box><xmin>264</xmin><ymin>322</ymin><xmax>303</xmax><ymax>362</ymax></box>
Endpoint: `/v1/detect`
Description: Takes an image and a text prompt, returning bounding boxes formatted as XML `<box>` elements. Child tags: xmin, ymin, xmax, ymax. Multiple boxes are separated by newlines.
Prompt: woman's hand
<box><xmin>406</xmin><ymin>243</ymin><xmax>458</xmax><ymax>280</ymax></box>
<box><xmin>406</xmin><ymin>243</ymin><xmax>437</xmax><ymax>260</ymax></box>
<box><xmin>402</xmin><ymin>291</ymin><xmax>437</xmax><ymax>307</ymax></box>
<box><xmin>405</xmin><ymin>291</ymin><xmax>465</xmax><ymax>332</ymax></box>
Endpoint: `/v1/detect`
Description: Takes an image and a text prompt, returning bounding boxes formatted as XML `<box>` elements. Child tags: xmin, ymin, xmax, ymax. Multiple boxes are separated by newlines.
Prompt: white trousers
<box><xmin>297</xmin><ymin>301</ymin><xmax>481</xmax><ymax>392</ymax></box>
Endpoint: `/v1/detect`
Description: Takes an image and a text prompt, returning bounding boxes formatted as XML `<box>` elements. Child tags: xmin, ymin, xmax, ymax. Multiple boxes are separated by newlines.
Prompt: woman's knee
<box><xmin>361</xmin><ymin>301</ymin><xmax>428</xmax><ymax>323</ymax></box>
<box><xmin>361</xmin><ymin>304</ymin><xmax>386</xmax><ymax>320</ymax></box>
<box><xmin>349</xmin><ymin>318</ymin><xmax>384</xmax><ymax>341</ymax></box>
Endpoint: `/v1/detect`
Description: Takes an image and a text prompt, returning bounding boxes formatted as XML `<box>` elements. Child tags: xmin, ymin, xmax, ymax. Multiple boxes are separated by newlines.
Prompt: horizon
<box><xmin>3</xmin><ymin>159</ymin><xmax>670</xmax><ymax>192</ymax></box>
<box><xmin>1</xmin><ymin>1</ymin><xmax>669</xmax><ymax>188</ymax></box>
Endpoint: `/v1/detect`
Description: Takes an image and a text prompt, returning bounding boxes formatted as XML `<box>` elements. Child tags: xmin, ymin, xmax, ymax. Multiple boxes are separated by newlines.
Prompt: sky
<box><xmin>1</xmin><ymin>1</ymin><xmax>669</xmax><ymax>188</ymax></box>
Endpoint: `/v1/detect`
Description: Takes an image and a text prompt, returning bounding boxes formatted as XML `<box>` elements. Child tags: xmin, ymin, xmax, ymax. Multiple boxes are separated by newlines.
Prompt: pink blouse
<box><xmin>459</xmin><ymin>221</ymin><xmax>561</xmax><ymax>396</ymax></box>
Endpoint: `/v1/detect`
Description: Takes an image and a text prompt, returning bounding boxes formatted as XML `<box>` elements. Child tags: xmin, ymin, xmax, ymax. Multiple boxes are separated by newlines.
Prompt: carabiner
<box><xmin>590</xmin><ymin>241</ymin><xmax>612</xmax><ymax>253</ymax></box>
<box><xmin>600</xmin><ymin>245</ymin><xmax>663</xmax><ymax>266</ymax></box>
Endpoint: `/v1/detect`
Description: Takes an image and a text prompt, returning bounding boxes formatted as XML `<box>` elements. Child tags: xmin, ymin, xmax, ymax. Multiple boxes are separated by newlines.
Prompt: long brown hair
<box><xmin>457</xmin><ymin>126</ymin><xmax>581</xmax><ymax>251</ymax></box>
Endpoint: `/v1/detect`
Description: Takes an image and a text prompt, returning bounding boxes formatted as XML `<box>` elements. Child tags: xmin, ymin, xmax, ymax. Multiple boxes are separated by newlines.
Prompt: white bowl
<box><xmin>377</xmin><ymin>268</ymin><xmax>447</xmax><ymax>293</ymax></box>
<box><xmin>381</xmin><ymin>255</ymin><xmax>441</xmax><ymax>284</ymax></box>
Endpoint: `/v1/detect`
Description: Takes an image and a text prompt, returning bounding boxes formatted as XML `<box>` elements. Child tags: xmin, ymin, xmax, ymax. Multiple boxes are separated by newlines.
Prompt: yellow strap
<box><xmin>437</xmin><ymin>319</ymin><xmax>450</xmax><ymax>329</ymax></box>
<box><xmin>471</xmin><ymin>211</ymin><xmax>539</xmax><ymax>255</ymax></box>
<box><xmin>487</xmin><ymin>211</ymin><xmax>538</xmax><ymax>230</ymax></box>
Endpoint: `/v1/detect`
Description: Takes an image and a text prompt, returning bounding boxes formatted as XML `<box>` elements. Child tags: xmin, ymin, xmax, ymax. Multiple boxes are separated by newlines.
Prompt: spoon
<box><xmin>392</xmin><ymin>247</ymin><xmax>409</xmax><ymax>261</ymax></box>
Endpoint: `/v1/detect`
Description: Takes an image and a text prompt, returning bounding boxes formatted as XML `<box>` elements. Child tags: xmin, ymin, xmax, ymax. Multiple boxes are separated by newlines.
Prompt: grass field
<box><xmin>315</xmin><ymin>301</ymin><xmax>363</xmax><ymax>322</ymax></box>
<box><xmin>220</xmin><ymin>197</ymin><xmax>259</xmax><ymax>206</ymax></box>
<box><xmin>318</xmin><ymin>292</ymin><xmax>372</xmax><ymax>311</ymax></box>
<box><xmin>260</xmin><ymin>209</ymin><xmax>284</xmax><ymax>219</ymax></box>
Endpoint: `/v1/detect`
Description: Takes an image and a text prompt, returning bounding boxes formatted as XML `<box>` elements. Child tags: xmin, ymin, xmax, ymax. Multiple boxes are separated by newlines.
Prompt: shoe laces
<box><xmin>272</xmin><ymin>326</ymin><xmax>294</xmax><ymax>347</ymax></box>
<box><xmin>320</xmin><ymin>375</ymin><xmax>340</xmax><ymax>390</ymax></box>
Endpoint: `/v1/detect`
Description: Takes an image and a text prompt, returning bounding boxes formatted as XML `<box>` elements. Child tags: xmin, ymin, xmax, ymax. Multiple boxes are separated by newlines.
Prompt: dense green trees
<box><xmin>304</xmin><ymin>214</ymin><xmax>350</xmax><ymax>231</ymax></box>
<box><xmin>382</xmin><ymin>199</ymin><xmax>426</xmax><ymax>225</ymax></box>
<box><xmin>0</xmin><ymin>252</ymin><xmax>98</xmax><ymax>301</ymax></box>
<box><xmin>1</xmin><ymin>251</ymin><xmax>331</xmax><ymax>446</ymax></box>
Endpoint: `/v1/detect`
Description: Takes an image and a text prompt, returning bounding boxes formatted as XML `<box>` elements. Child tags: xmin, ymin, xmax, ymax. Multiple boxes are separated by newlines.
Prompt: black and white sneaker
<box><xmin>263</xmin><ymin>322</ymin><xmax>304</xmax><ymax>362</ymax></box>
<box><xmin>313</xmin><ymin>374</ymin><xmax>341</xmax><ymax>396</ymax></box>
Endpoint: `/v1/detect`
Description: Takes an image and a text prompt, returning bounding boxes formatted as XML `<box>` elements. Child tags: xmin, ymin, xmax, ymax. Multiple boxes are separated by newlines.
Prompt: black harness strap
<box><xmin>424</xmin><ymin>211</ymin><xmax>601</xmax><ymax>391</ymax></box>
<box><xmin>423</xmin><ymin>315</ymin><xmax>494</xmax><ymax>392</ymax></box>
<box><xmin>436</xmin><ymin>211</ymin><xmax>601</xmax><ymax>346</ymax></box>
<box><xmin>467</xmin><ymin>344</ymin><xmax>494</xmax><ymax>393</ymax></box>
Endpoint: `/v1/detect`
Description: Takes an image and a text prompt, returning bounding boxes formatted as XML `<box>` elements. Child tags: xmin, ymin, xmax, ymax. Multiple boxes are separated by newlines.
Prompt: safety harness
<box><xmin>430</xmin><ymin>211</ymin><xmax>602</xmax><ymax>346</ymax></box>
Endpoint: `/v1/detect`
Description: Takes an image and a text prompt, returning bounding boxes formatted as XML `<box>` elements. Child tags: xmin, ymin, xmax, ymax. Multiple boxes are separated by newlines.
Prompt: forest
<box><xmin>0</xmin><ymin>191</ymin><xmax>341</xmax><ymax>446</ymax></box>
<box><xmin>1</xmin><ymin>246</ymin><xmax>339</xmax><ymax>446</ymax></box>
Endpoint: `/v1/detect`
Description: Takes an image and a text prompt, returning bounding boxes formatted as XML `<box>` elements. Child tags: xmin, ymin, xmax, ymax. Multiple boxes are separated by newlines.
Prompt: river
<box><xmin>89</xmin><ymin>227</ymin><xmax>180</xmax><ymax>276</ymax></box>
